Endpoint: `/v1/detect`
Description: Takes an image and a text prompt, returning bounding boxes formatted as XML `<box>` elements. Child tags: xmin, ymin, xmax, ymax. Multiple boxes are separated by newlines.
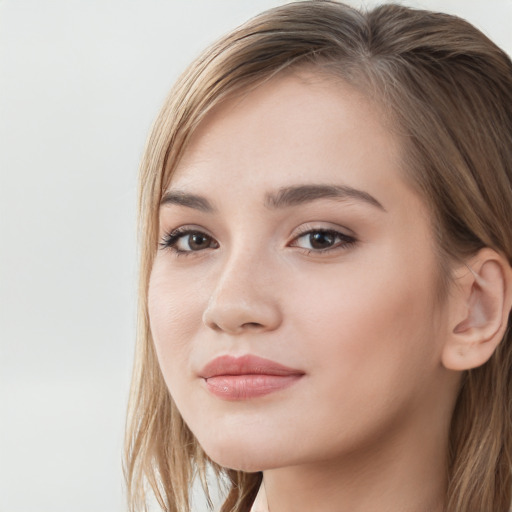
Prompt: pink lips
<box><xmin>200</xmin><ymin>355</ymin><xmax>304</xmax><ymax>401</ymax></box>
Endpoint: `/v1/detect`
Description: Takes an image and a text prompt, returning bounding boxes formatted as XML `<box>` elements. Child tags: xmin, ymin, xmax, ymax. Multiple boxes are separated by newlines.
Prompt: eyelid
<box><xmin>159</xmin><ymin>225</ymin><xmax>219</xmax><ymax>255</ymax></box>
<box><xmin>288</xmin><ymin>223</ymin><xmax>357</xmax><ymax>253</ymax></box>
<box><xmin>158</xmin><ymin>222</ymin><xmax>357</xmax><ymax>257</ymax></box>
<box><xmin>290</xmin><ymin>222</ymin><xmax>355</xmax><ymax>242</ymax></box>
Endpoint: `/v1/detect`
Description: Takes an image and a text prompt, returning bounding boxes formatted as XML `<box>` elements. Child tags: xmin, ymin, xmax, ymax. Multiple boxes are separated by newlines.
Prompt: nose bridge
<box><xmin>202</xmin><ymin>243</ymin><xmax>282</xmax><ymax>334</ymax></box>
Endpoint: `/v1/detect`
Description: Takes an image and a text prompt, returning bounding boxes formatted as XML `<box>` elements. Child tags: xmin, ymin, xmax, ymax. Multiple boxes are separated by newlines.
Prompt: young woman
<box><xmin>124</xmin><ymin>2</ymin><xmax>512</xmax><ymax>511</ymax></box>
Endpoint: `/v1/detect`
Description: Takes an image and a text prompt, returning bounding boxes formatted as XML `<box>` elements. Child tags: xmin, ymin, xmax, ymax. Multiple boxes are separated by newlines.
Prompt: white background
<box><xmin>1</xmin><ymin>1</ymin><xmax>511</xmax><ymax>511</ymax></box>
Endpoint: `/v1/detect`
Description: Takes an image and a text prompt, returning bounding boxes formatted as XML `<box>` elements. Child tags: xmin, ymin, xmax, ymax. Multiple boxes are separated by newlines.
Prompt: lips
<box><xmin>199</xmin><ymin>354</ymin><xmax>304</xmax><ymax>400</ymax></box>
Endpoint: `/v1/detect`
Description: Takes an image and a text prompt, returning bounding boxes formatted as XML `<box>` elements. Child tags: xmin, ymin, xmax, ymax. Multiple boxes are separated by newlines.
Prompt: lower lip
<box><xmin>204</xmin><ymin>374</ymin><xmax>302</xmax><ymax>400</ymax></box>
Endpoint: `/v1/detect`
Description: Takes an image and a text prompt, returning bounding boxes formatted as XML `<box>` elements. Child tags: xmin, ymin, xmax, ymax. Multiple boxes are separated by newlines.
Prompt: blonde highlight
<box><xmin>124</xmin><ymin>2</ymin><xmax>512</xmax><ymax>511</ymax></box>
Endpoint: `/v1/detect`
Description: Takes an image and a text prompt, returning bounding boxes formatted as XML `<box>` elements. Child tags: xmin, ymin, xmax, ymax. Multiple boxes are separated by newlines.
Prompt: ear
<box><xmin>442</xmin><ymin>248</ymin><xmax>512</xmax><ymax>371</ymax></box>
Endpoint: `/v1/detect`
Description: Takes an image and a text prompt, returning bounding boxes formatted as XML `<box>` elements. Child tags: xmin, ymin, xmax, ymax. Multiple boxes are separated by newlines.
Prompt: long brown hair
<box><xmin>124</xmin><ymin>2</ymin><xmax>512</xmax><ymax>511</ymax></box>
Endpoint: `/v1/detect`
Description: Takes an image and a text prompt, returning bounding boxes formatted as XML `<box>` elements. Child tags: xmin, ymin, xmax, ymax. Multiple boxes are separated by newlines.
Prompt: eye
<box><xmin>290</xmin><ymin>229</ymin><xmax>356</xmax><ymax>252</ymax></box>
<box><xmin>160</xmin><ymin>228</ymin><xmax>219</xmax><ymax>254</ymax></box>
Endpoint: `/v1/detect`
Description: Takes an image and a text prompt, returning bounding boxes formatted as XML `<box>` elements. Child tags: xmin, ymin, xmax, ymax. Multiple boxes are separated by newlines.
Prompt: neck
<box><xmin>259</xmin><ymin>408</ymin><xmax>451</xmax><ymax>512</ymax></box>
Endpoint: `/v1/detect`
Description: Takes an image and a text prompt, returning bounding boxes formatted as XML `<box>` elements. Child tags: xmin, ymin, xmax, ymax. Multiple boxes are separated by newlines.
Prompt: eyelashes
<box><xmin>159</xmin><ymin>227</ymin><xmax>219</xmax><ymax>254</ymax></box>
<box><xmin>290</xmin><ymin>227</ymin><xmax>356</xmax><ymax>252</ymax></box>
<box><xmin>159</xmin><ymin>225</ymin><xmax>356</xmax><ymax>257</ymax></box>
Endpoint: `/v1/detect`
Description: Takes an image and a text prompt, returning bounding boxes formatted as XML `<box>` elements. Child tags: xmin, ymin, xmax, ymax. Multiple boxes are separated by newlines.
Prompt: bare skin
<box><xmin>148</xmin><ymin>71</ymin><xmax>470</xmax><ymax>511</ymax></box>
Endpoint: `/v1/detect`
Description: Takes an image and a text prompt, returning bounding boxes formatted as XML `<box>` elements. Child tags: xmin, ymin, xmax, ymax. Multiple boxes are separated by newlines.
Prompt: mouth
<box><xmin>199</xmin><ymin>354</ymin><xmax>305</xmax><ymax>401</ymax></box>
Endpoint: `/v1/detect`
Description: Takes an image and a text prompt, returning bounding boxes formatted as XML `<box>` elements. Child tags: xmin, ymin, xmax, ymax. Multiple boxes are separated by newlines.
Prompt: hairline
<box><xmin>159</xmin><ymin>60</ymin><xmax>457</xmax><ymax>300</ymax></box>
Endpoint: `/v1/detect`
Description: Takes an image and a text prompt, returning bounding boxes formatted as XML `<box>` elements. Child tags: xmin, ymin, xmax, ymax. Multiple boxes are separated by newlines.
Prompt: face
<box><xmin>148</xmin><ymin>71</ymin><xmax>458</xmax><ymax>472</ymax></box>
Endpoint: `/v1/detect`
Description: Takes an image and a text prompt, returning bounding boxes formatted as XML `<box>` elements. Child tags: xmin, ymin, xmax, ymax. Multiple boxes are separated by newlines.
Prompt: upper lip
<box><xmin>199</xmin><ymin>354</ymin><xmax>305</xmax><ymax>378</ymax></box>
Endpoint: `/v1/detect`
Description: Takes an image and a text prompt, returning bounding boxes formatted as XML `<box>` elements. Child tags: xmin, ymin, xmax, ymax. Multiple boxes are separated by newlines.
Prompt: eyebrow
<box><xmin>160</xmin><ymin>190</ymin><xmax>215</xmax><ymax>212</ymax></box>
<box><xmin>265</xmin><ymin>184</ymin><xmax>386</xmax><ymax>211</ymax></box>
<box><xmin>160</xmin><ymin>184</ymin><xmax>385</xmax><ymax>212</ymax></box>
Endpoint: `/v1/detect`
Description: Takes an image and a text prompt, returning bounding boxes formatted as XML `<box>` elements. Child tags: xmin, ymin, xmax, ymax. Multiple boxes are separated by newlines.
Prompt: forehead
<box><xmin>168</xmin><ymin>71</ymin><xmax>405</xmax><ymax>209</ymax></box>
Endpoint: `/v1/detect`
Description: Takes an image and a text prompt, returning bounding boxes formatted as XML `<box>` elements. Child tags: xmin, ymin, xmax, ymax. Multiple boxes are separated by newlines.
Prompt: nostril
<box><xmin>242</xmin><ymin>322</ymin><xmax>264</xmax><ymax>329</ymax></box>
<box><xmin>210</xmin><ymin>322</ymin><xmax>223</xmax><ymax>332</ymax></box>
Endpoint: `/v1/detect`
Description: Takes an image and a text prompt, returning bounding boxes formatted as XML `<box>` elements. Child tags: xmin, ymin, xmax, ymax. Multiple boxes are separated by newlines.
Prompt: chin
<box><xmin>198</xmin><ymin>435</ymin><xmax>287</xmax><ymax>473</ymax></box>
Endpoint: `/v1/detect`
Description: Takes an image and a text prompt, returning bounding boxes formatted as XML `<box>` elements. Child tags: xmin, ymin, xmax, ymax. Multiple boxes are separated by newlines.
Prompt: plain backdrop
<box><xmin>1</xmin><ymin>1</ymin><xmax>511</xmax><ymax>511</ymax></box>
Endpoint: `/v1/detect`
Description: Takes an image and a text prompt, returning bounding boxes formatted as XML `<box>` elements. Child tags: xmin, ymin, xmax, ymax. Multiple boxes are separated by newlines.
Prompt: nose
<box><xmin>202</xmin><ymin>251</ymin><xmax>283</xmax><ymax>335</ymax></box>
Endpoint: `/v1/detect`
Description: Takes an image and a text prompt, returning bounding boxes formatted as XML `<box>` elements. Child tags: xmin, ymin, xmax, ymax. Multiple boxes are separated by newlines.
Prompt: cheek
<box><xmin>147</xmin><ymin>258</ymin><xmax>205</xmax><ymax>381</ymax></box>
<box><xmin>288</xmin><ymin>252</ymin><xmax>443</xmax><ymax>391</ymax></box>
<box><xmin>277</xmin><ymin>257</ymin><xmax>445</xmax><ymax>451</ymax></box>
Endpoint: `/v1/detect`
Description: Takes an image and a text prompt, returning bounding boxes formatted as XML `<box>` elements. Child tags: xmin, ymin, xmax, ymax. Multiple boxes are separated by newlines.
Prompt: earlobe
<box><xmin>442</xmin><ymin>248</ymin><xmax>512</xmax><ymax>371</ymax></box>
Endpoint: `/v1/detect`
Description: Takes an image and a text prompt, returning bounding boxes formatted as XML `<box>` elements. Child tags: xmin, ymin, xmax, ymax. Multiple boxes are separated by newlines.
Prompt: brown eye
<box><xmin>176</xmin><ymin>232</ymin><xmax>218</xmax><ymax>252</ymax></box>
<box><xmin>309</xmin><ymin>231</ymin><xmax>335</xmax><ymax>250</ymax></box>
<box><xmin>291</xmin><ymin>229</ymin><xmax>356</xmax><ymax>253</ymax></box>
<box><xmin>187</xmin><ymin>233</ymin><xmax>212</xmax><ymax>250</ymax></box>
<box><xmin>160</xmin><ymin>229</ymin><xmax>219</xmax><ymax>253</ymax></box>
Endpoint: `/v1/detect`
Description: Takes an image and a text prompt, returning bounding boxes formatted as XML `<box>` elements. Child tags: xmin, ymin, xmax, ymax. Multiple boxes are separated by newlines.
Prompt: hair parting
<box><xmin>125</xmin><ymin>2</ymin><xmax>512</xmax><ymax>511</ymax></box>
